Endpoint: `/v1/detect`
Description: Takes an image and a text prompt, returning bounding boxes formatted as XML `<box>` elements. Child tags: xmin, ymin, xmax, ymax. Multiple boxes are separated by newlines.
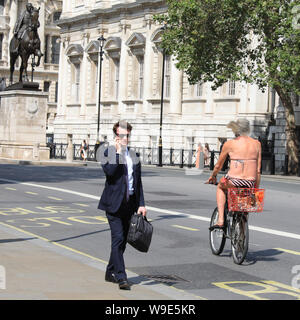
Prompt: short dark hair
<box><xmin>113</xmin><ymin>120</ymin><xmax>133</xmax><ymax>135</ymax></box>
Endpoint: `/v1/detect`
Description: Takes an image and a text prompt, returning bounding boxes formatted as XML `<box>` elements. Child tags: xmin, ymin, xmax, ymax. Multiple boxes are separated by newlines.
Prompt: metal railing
<box><xmin>133</xmin><ymin>147</ymin><xmax>197</xmax><ymax>167</ymax></box>
<box><xmin>73</xmin><ymin>144</ymin><xmax>97</xmax><ymax>161</ymax></box>
<box><xmin>48</xmin><ymin>143</ymin><xmax>300</xmax><ymax>176</ymax></box>
<box><xmin>48</xmin><ymin>143</ymin><xmax>98</xmax><ymax>161</ymax></box>
<box><xmin>49</xmin><ymin>143</ymin><xmax>198</xmax><ymax>167</ymax></box>
<box><xmin>48</xmin><ymin>143</ymin><xmax>68</xmax><ymax>160</ymax></box>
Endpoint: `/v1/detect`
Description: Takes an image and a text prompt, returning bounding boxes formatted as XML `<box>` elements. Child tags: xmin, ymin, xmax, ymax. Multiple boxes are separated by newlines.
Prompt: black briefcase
<box><xmin>127</xmin><ymin>214</ymin><xmax>153</xmax><ymax>252</ymax></box>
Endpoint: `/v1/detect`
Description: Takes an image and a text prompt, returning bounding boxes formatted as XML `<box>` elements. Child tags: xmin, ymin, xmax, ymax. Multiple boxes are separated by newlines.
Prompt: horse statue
<box><xmin>9</xmin><ymin>6</ymin><xmax>43</xmax><ymax>85</ymax></box>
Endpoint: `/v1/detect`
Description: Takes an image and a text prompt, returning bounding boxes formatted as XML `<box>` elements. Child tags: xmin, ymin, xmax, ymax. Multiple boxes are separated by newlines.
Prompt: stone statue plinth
<box><xmin>5</xmin><ymin>82</ymin><xmax>40</xmax><ymax>91</ymax></box>
<box><xmin>0</xmin><ymin>90</ymin><xmax>49</xmax><ymax>161</ymax></box>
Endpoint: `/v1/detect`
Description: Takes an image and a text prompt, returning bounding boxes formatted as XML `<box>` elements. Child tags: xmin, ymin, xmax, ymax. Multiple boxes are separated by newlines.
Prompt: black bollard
<box><xmin>210</xmin><ymin>151</ymin><xmax>215</xmax><ymax>171</ymax></box>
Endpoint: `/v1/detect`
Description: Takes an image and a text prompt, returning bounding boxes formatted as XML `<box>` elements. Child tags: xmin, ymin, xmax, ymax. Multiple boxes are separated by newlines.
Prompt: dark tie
<box><xmin>123</xmin><ymin>151</ymin><xmax>130</xmax><ymax>202</ymax></box>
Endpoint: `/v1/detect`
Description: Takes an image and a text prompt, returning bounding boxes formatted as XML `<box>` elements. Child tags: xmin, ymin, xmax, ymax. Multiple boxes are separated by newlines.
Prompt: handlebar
<box><xmin>204</xmin><ymin>180</ymin><xmax>218</xmax><ymax>185</ymax></box>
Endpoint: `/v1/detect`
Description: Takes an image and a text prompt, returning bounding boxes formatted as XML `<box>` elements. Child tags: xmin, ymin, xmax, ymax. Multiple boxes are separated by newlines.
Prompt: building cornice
<box><xmin>57</xmin><ymin>0</ymin><xmax>166</xmax><ymax>32</ymax></box>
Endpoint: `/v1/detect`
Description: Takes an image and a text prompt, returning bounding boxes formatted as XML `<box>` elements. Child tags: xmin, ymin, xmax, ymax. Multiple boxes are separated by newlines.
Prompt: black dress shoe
<box><xmin>105</xmin><ymin>272</ymin><xmax>117</xmax><ymax>283</ymax></box>
<box><xmin>118</xmin><ymin>279</ymin><xmax>131</xmax><ymax>290</ymax></box>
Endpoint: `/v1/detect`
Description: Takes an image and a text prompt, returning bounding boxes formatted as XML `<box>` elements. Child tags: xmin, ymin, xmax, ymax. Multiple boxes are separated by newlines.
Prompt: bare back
<box><xmin>227</xmin><ymin>136</ymin><xmax>261</xmax><ymax>180</ymax></box>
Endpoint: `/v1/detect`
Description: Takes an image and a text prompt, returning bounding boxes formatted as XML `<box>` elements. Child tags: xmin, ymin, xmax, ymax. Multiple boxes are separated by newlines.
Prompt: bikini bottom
<box><xmin>224</xmin><ymin>174</ymin><xmax>256</xmax><ymax>188</ymax></box>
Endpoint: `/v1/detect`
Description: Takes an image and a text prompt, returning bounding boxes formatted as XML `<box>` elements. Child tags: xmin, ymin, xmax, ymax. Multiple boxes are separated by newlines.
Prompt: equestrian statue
<box><xmin>9</xmin><ymin>3</ymin><xmax>43</xmax><ymax>85</ymax></box>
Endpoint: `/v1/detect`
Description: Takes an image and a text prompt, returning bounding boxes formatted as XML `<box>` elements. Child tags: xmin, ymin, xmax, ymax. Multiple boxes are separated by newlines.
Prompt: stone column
<box><xmin>62</xmin><ymin>0</ymin><xmax>70</xmax><ymax>17</ymax></box>
<box><xmin>66</xmin><ymin>134</ymin><xmax>73</xmax><ymax>162</ymax></box>
<box><xmin>118</xmin><ymin>29</ymin><xmax>129</xmax><ymax>115</ymax></box>
<box><xmin>56</xmin><ymin>38</ymin><xmax>67</xmax><ymax>116</ymax></box>
<box><xmin>80</xmin><ymin>34</ymin><xmax>89</xmax><ymax>116</ymax></box>
<box><xmin>143</xmin><ymin>19</ymin><xmax>153</xmax><ymax>115</ymax></box>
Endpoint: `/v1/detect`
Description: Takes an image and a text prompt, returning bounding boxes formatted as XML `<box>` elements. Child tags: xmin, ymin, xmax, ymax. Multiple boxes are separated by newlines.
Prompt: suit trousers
<box><xmin>106</xmin><ymin>194</ymin><xmax>136</xmax><ymax>281</ymax></box>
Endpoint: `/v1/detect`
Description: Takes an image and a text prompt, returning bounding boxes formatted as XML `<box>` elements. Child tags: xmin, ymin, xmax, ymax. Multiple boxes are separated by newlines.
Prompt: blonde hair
<box><xmin>227</xmin><ymin>118</ymin><xmax>250</xmax><ymax>136</ymax></box>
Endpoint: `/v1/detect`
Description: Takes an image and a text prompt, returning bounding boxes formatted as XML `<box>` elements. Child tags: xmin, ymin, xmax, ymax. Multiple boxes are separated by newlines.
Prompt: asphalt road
<box><xmin>0</xmin><ymin>162</ymin><xmax>300</xmax><ymax>300</ymax></box>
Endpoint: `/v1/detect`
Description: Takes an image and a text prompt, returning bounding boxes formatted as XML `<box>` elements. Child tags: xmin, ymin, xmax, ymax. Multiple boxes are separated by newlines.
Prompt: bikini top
<box><xmin>230</xmin><ymin>159</ymin><xmax>257</xmax><ymax>170</ymax></box>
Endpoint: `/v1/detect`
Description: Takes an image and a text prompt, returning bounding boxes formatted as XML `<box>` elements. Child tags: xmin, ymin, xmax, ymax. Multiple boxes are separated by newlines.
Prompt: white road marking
<box><xmin>1</xmin><ymin>178</ymin><xmax>300</xmax><ymax>240</ymax></box>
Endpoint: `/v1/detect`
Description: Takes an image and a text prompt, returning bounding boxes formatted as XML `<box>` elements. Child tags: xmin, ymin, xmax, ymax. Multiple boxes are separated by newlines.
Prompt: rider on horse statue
<box><xmin>12</xmin><ymin>3</ymin><xmax>37</xmax><ymax>54</ymax></box>
<box><xmin>9</xmin><ymin>2</ymin><xmax>43</xmax><ymax>84</ymax></box>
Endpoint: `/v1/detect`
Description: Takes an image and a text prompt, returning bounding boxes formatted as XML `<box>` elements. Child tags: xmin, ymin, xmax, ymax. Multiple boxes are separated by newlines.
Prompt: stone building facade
<box><xmin>57</xmin><ymin>0</ymin><xmax>277</xmax><ymax>152</ymax></box>
<box><xmin>2</xmin><ymin>0</ymin><xmax>299</xmax><ymax>171</ymax></box>
<box><xmin>0</xmin><ymin>0</ymin><xmax>62</xmax><ymax>140</ymax></box>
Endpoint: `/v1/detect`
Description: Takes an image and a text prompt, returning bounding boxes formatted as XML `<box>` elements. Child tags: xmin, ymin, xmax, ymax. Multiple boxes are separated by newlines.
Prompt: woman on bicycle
<box><xmin>206</xmin><ymin>118</ymin><xmax>262</xmax><ymax>230</ymax></box>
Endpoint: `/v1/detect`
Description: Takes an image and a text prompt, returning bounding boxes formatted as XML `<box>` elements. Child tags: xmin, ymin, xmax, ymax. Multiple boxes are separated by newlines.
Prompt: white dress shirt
<box><xmin>125</xmin><ymin>148</ymin><xmax>134</xmax><ymax>195</ymax></box>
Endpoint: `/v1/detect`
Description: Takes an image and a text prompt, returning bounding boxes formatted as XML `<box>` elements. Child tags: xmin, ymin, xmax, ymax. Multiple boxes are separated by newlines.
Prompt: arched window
<box><xmin>104</xmin><ymin>37</ymin><xmax>122</xmax><ymax>100</ymax></box>
<box><xmin>151</xmin><ymin>28</ymin><xmax>171</xmax><ymax>98</ymax></box>
<box><xmin>86</xmin><ymin>40</ymin><xmax>100</xmax><ymax>103</ymax></box>
<box><xmin>126</xmin><ymin>33</ymin><xmax>145</xmax><ymax>99</ymax></box>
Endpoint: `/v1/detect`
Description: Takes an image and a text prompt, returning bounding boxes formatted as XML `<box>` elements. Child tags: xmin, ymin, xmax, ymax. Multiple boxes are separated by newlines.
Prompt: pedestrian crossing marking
<box><xmin>48</xmin><ymin>196</ymin><xmax>63</xmax><ymax>201</ymax></box>
<box><xmin>275</xmin><ymin>248</ymin><xmax>300</xmax><ymax>256</ymax></box>
<box><xmin>172</xmin><ymin>224</ymin><xmax>199</xmax><ymax>231</ymax></box>
<box><xmin>5</xmin><ymin>187</ymin><xmax>16</xmax><ymax>191</ymax></box>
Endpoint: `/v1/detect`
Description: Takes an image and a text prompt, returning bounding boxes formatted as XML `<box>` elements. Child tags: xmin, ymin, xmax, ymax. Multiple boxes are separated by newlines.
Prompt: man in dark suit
<box><xmin>98</xmin><ymin>120</ymin><xmax>147</xmax><ymax>290</ymax></box>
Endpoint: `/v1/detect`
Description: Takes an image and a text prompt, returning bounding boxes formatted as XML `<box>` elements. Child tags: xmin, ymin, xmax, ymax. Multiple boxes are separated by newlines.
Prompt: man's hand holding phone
<box><xmin>115</xmin><ymin>137</ymin><xmax>122</xmax><ymax>154</ymax></box>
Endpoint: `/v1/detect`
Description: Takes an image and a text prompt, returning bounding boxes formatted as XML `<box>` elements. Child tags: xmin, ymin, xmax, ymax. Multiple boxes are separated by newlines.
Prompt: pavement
<box><xmin>0</xmin><ymin>223</ymin><xmax>176</xmax><ymax>300</ymax></box>
<box><xmin>0</xmin><ymin>157</ymin><xmax>299</xmax><ymax>300</ymax></box>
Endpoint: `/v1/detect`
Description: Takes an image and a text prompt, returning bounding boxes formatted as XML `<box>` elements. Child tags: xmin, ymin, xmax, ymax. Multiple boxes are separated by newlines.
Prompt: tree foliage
<box><xmin>155</xmin><ymin>0</ymin><xmax>300</xmax><ymax>173</ymax></box>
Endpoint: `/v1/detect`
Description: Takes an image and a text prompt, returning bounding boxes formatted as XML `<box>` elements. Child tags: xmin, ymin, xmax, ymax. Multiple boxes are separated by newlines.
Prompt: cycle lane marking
<box><xmin>274</xmin><ymin>248</ymin><xmax>300</xmax><ymax>256</ymax></box>
<box><xmin>172</xmin><ymin>225</ymin><xmax>199</xmax><ymax>231</ymax></box>
<box><xmin>212</xmin><ymin>280</ymin><xmax>300</xmax><ymax>300</ymax></box>
<box><xmin>48</xmin><ymin>196</ymin><xmax>63</xmax><ymax>201</ymax></box>
<box><xmin>73</xmin><ymin>203</ymin><xmax>90</xmax><ymax>207</ymax></box>
<box><xmin>0</xmin><ymin>178</ymin><xmax>300</xmax><ymax>240</ymax></box>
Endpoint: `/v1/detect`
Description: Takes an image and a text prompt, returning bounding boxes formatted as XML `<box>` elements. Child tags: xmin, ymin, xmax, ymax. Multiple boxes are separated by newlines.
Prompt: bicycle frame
<box><xmin>209</xmin><ymin>199</ymin><xmax>249</xmax><ymax>265</ymax></box>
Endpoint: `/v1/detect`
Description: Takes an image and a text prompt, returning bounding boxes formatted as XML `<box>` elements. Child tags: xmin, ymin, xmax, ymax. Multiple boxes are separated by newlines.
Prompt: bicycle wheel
<box><xmin>209</xmin><ymin>207</ymin><xmax>226</xmax><ymax>255</ymax></box>
<box><xmin>231</xmin><ymin>213</ymin><xmax>249</xmax><ymax>264</ymax></box>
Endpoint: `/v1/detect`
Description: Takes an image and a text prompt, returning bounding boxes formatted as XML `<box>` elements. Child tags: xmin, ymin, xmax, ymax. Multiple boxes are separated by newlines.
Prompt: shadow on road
<box><xmin>50</xmin><ymin>229</ymin><xmax>110</xmax><ymax>243</ymax></box>
<box><xmin>0</xmin><ymin>164</ymin><xmax>161</xmax><ymax>184</ymax></box>
<box><xmin>0</xmin><ymin>237</ymin><xmax>37</xmax><ymax>244</ymax></box>
<box><xmin>244</xmin><ymin>248</ymin><xmax>283</xmax><ymax>265</ymax></box>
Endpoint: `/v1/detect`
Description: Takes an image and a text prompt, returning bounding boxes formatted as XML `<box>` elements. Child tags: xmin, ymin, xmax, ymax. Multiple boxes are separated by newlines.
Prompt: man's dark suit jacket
<box><xmin>98</xmin><ymin>146</ymin><xmax>145</xmax><ymax>213</ymax></box>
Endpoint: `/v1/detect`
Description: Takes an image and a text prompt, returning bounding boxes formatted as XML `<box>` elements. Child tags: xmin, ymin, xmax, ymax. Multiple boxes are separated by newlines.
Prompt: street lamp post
<box><xmin>96</xmin><ymin>35</ymin><xmax>106</xmax><ymax>142</ymax></box>
<box><xmin>158</xmin><ymin>25</ymin><xmax>167</xmax><ymax>167</ymax></box>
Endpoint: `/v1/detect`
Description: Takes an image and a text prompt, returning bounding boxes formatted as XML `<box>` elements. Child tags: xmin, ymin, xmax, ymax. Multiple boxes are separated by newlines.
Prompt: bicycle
<box><xmin>209</xmin><ymin>186</ymin><xmax>265</xmax><ymax>265</ymax></box>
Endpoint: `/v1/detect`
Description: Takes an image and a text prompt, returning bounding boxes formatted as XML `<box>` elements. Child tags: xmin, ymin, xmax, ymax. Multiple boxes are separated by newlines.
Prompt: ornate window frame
<box><xmin>125</xmin><ymin>32</ymin><xmax>145</xmax><ymax>56</ymax></box>
<box><xmin>104</xmin><ymin>36</ymin><xmax>121</xmax><ymax>60</ymax></box>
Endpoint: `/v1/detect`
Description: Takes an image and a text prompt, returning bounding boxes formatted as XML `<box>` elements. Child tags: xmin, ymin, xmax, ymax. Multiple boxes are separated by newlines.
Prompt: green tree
<box><xmin>155</xmin><ymin>0</ymin><xmax>300</xmax><ymax>174</ymax></box>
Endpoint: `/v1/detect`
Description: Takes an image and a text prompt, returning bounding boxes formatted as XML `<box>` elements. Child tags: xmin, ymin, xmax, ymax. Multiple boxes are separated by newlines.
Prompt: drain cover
<box><xmin>140</xmin><ymin>274</ymin><xmax>189</xmax><ymax>285</ymax></box>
